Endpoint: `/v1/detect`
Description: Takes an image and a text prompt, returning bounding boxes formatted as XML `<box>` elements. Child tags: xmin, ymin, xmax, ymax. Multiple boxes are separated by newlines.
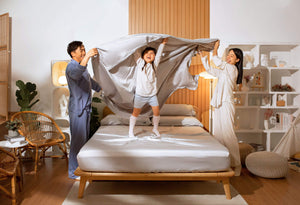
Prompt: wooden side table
<box><xmin>0</xmin><ymin>140</ymin><xmax>28</xmax><ymax>156</ymax></box>
<box><xmin>0</xmin><ymin>139</ymin><xmax>28</xmax><ymax>190</ymax></box>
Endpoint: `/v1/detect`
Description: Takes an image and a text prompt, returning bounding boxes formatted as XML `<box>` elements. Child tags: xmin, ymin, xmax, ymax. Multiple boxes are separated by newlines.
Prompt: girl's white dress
<box><xmin>201</xmin><ymin>55</ymin><xmax>241</xmax><ymax>175</ymax></box>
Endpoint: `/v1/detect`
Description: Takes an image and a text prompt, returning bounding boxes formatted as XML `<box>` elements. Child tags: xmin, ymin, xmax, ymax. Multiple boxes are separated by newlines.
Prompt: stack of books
<box><xmin>288</xmin><ymin>161</ymin><xmax>300</xmax><ymax>172</ymax></box>
<box><xmin>4</xmin><ymin>134</ymin><xmax>26</xmax><ymax>144</ymax></box>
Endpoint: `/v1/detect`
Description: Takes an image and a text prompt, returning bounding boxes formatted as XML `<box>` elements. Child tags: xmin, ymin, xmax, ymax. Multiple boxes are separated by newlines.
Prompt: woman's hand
<box><xmin>213</xmin><ymin>40</ymin><xmax>220</xmax><ymax>56</ymax></box>
<box><xmin>214</xmin><ymin>40</ymin><xmax>220</xmax><ymax>50</ymax></box>
<box><xmin>162</xmin><ymin>38</ymin><xmax>168</xmax><ymax>44</ymax></box>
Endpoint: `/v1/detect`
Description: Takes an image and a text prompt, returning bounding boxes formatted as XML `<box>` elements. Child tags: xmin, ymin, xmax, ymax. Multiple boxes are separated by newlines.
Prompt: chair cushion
<box><xmin>245</xmin><ymin>151</ymin><xmax>288</xmax><ymax>178</ymax></box>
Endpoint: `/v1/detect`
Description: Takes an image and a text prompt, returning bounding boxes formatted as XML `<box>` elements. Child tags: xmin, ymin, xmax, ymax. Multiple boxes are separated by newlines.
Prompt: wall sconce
<box><xmin>51</xmin><ymin>60</ymin><xmax>69</xmax><ymax>86</ymax></box>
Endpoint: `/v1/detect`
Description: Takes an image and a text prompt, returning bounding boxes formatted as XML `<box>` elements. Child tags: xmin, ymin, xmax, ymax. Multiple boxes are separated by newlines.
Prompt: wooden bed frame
<box><xmin>74</xmin><ymin>167</ymin><xmax>235</xmax><ymax>200</ymax></box>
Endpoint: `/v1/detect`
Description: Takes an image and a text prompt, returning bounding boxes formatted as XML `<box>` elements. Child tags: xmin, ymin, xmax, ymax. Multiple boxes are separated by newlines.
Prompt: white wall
<box><xmin>0</xmin><ymin>0</ymin><xmax>128</xmax><ymax>113</ymax></box>
<box><xmin>210</xmin><ymin>0</ymin><xmax>300</xmax><ymax>51</ymax></box>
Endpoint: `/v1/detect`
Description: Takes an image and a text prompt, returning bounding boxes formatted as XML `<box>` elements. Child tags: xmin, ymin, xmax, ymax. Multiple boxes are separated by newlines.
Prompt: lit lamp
<box><xmin>199</xmin><ymin>71</ymin><xmax>216</xmax><ymax>134</ymax></box>
<box><xmin>58</xmin><ymin>75</ymin><xmax>67</xmax><ymax>86</ymax></box>
<box><xmin>51</xmin><ymin>61</ymin><xmax>69</xmax><ymax>86</ymax></box>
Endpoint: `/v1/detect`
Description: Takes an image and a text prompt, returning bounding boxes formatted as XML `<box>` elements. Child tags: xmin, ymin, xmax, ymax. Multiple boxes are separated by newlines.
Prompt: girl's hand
<box><xmin>162</xmin><ymin>38</ymin><xmax>168</xmax><ymax>44</ymax></box>
<box><xmin>198</xmin><ymin>50</ymin><xmax>203</xmax><ymax>58</ymax></box>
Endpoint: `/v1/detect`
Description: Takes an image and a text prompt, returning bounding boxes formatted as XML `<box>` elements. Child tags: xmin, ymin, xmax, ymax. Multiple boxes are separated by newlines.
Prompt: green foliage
<box><xmin>5</xmin><ymin>120</ymin><xmax>22</xmax><ymax>131</ymax></box>
<box><xmin>89</xmin><ymin>97</ymin><xmax>102</xmax><ymax>138</ymax></box>
<box><xmin>15</xmin><ymin>80</ymin><xmax>40</xmax><ymax>111</ymax></box>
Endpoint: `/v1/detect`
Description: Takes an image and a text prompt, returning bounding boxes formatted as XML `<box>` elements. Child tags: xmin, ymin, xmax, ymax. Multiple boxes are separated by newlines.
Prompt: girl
<box><xmin>199</xmin><ymin>40</ymin><xmax>243</xmax><ymax>176</ymax></box>
<box><xmin>129</xmin><ymin>38</ymin><xmax>168</xmax><ymax>138</ymax></box>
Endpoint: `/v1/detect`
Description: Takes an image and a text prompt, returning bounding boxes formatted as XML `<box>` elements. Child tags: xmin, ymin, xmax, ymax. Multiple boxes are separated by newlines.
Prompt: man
<box><xmin>66</xmin><ymin>41</ymin><xmax>101</xmax><ymax>179</ymax></box>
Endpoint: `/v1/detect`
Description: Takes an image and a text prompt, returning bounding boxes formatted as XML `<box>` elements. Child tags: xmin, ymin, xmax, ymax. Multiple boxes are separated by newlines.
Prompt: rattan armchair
<box><xmin>11</xmin><ymin>111</ymin><xmax>68</xmax><ymax>173</ymax></box>
<box><xmin>0</xmin><ymin>147</ymin><xmax>22</xmax><ymax>205</ymax></box>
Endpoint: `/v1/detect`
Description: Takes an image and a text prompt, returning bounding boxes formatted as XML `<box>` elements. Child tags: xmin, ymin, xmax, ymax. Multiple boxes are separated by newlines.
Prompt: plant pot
<box><xmin>8</xmin><ymin>130</ymin><xmax>19</xmax><ymax>137</ymax></box>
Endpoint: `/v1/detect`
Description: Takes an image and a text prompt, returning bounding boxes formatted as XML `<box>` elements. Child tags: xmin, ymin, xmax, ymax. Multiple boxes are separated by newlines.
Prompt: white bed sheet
<box><xmin>77</xmin><ymin>125</ymin><xmax>230</xmax><ymax>172</ymax></box>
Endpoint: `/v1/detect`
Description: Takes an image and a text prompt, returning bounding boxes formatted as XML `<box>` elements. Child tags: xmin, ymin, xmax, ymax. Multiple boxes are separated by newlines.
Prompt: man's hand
<box><xmin>80</xmin><ymin>48</ymin><xmax>99</xmax><ymax>66</ymax></box>
<box><xmin>86</xmin><ymin>48</ymin><xmax>99</xmax><ymax>58</ymax></box>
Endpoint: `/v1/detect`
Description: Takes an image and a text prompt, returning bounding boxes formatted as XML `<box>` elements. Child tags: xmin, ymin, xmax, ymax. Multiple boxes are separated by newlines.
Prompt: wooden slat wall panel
<box><xmin>0</xmin><ymin>13</ymin><xmax>10</xmax><ymax>120</ymax></box>
<box><xmin>129</xmin><ymin>0</ymin><xmax>210</xmax><ymax>130</ymax></box>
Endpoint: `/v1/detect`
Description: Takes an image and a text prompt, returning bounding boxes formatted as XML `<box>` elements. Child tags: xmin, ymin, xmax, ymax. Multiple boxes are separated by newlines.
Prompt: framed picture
<box><xmin>262</xmin><ymin>95</ymin><xmax>271</xmax><ymax>106</ymax></box>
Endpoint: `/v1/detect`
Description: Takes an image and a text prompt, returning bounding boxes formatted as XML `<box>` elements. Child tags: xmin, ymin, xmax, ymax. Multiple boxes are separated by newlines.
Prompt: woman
<box><xmin>199</xmin><ymin>40</ymin><xmax>243</xmax><ymax>176</ymax></box>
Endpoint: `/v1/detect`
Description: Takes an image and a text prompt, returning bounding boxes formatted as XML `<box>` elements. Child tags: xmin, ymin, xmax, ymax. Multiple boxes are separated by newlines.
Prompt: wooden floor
<box><xmin>1</xmin><ymin>123</ymin><xmax>300</xmax><ymax>205</ymax></box>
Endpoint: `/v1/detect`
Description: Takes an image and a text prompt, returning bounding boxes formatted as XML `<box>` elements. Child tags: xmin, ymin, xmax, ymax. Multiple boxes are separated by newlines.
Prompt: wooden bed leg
<box><xmin>222</xmin><ymin>178</ymin><xmax>232</xmax><ymax>200</ymax></box>
<box><xmin>78</xmin><ymin>177</ymin><xmax>88</xmax><ymax>198</ymax></box>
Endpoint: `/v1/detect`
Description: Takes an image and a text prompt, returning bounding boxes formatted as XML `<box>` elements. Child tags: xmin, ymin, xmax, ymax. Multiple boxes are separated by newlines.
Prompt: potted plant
<box><xmin>5</xmin><ymin>120</ymin><xmax>22</xmax><ymax>137</ymax></box>
<box><xmin>15</xmin><ymin>80</ymin><xmax>40</xmax><ymax>111</ymax></box>
<box><xmin>89</xmin><ymin>96</ymin><xmax>102</xmax><ymax>138</ymax></box>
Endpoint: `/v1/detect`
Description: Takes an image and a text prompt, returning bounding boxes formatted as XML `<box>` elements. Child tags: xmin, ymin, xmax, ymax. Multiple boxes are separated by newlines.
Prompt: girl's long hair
<box><xmin>229</xmin><ymin>48</ymin><xmax>243</xmax><ymax>84</ymax></box>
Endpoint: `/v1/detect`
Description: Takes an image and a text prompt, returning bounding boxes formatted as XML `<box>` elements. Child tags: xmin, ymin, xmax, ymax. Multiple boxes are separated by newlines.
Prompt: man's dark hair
<box><xmin>67</xmin><ymin>41</ymin><xmax>83</xmax><ymax>58</ymax></box>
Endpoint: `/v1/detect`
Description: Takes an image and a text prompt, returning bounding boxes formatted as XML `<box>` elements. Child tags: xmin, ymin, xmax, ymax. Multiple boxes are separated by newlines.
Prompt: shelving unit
<box><xmin>226</xmin><ymin>43</ymin><xmax>300</xmax><ymax>151</ymax></box>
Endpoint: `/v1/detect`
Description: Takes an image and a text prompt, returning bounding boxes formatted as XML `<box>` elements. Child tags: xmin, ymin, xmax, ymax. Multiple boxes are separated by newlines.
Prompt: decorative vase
<box><xmin>264</xmin><ymin>120</ymin><xmax>269</xmax><ymax>130</ymax></box>
<box><xmin>8</xmin><ymin>130</ymin><xmax>19</xmax><ymax>137</ymax></box>
<box><xmin>261</xmin><ymin>54</ymin><xmax>268</xmax><ymax>67</ymax></box>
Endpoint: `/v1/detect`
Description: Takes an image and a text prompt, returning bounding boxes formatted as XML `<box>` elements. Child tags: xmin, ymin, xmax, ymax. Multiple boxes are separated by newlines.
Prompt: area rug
<box><xmin>63</xmin><ymin>181</ymin><xmax>247</xmax><ymax>205</ymax></box>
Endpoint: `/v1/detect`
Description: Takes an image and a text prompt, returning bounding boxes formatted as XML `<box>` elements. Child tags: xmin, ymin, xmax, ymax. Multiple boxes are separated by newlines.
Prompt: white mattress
<box><xmin>77</xmin><ymin>125</ymin><xmax>230</xmax><ymax>172</ymax></box>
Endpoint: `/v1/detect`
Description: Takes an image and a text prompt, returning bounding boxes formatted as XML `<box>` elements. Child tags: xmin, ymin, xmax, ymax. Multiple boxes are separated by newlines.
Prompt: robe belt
<box><xmin>78</xmin><ymin>104</ymin><xmax>92</xmax><ymax>117</ymax></box>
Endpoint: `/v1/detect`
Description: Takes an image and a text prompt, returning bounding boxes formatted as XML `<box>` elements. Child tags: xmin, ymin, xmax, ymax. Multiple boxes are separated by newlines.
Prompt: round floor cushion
<box><xmin>245</xmin><ymin>151</ymin><xmax>288</xmax><ymax>178</ymax></box>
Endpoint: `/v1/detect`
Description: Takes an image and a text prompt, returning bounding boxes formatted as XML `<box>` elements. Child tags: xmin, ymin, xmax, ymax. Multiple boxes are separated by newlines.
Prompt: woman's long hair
<box><xmin>229</xmin><ymin>48</ymin><xmax>243</xmax><ymax>84</ymax></box>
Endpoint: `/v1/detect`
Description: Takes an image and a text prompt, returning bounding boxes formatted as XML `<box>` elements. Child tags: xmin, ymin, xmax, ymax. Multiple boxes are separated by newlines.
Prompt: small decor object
<box><xmin>262</xmin><ymin>95</ymin><xmax>271</xmax><ymax>106</ymax></box>
<box><xmin>233</xmin><ymin>95</ymin><xmax>242</xmax><ymax>106</ymax></box>
<box><xmin>244</xmin><ymin>52</ymin><xmax>254</xmax><ymax>68</ymax></box>
<box><xmin>272</xmin><ymin>83</ymin><xmax>293</xmax><ymax>92</ymax></box>
<box><xmin>59</xmin><ymin>94</ymin><xmax>69</xmax><ymax>117</ymax></box>
<box><xmin>276</xmin><ymin>94</ymin><xmax>286</xmax><ymax>107</ymax></box>
<box><xmin>278</xmin><ymin>60</ymin><xmax>287</xmax><ymax>67</ymax></box>
<box><xmin>5</xmin><ymin>120</ymin><xmax>22</xmax><ymax>137</ymax></box>
<box><xmin>251</xmin><ymin>72</ymin><xmax>264</xmax><ymax>90</ymax></box>
<box><xmin>273</xmin><ymin>112</ymin><xmax>293</xmax><ymax>129</ymax></box>
<box><xmin>264</xmin><ymin>109</ymin><xmax>273</xmax><ymax>130</ymax></box>
<box><xmin>15</xmin><ymin>80</ymin><xmax>40</xmax><ymax>111</ymax></box>
<box><xmin>260</xmin><ymin>54</ymin><xmax>268</xmax><ymax>67</ymax></box>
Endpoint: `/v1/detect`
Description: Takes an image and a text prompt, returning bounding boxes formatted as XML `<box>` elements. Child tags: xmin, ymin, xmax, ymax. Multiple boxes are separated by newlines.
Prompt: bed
<box><xmin>74</xmin><ymin>104</ymin><xmax>235</xmax><ymax>199</ymax></box>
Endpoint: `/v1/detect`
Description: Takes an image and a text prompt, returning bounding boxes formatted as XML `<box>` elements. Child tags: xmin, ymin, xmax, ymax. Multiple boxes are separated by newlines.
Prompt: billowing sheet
<box><xmin>92</xmin><ymin>34</ymin><xmax>217</xmax><ymax>117</ymax></box>
<box><xmin>77</xmin><ymin>126</ymin><xmax>230</xmax><ymax>172</ymax></box>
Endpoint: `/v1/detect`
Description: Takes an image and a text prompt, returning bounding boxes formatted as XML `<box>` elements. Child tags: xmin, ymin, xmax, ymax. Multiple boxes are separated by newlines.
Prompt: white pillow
<box><xmin>101</xmin><ymin>114</ymin><xmax>151</xmax><ymax>126</ymax></box>
<box><xmin>160</xmin><ymin>104</ymin><xmax>196</xmax><ymax>116</ymax></box>
<box><xmin>157</xmin><ymin>116</ymin><xmax>203</xmax><ymax>127</ymax></box>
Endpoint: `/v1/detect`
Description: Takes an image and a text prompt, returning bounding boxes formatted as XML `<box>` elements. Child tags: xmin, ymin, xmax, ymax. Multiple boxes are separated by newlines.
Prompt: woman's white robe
<box><xmin>201</xmin><ymin>55</ymin><xmax>241</xmax><ymax>175</ymax></box>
